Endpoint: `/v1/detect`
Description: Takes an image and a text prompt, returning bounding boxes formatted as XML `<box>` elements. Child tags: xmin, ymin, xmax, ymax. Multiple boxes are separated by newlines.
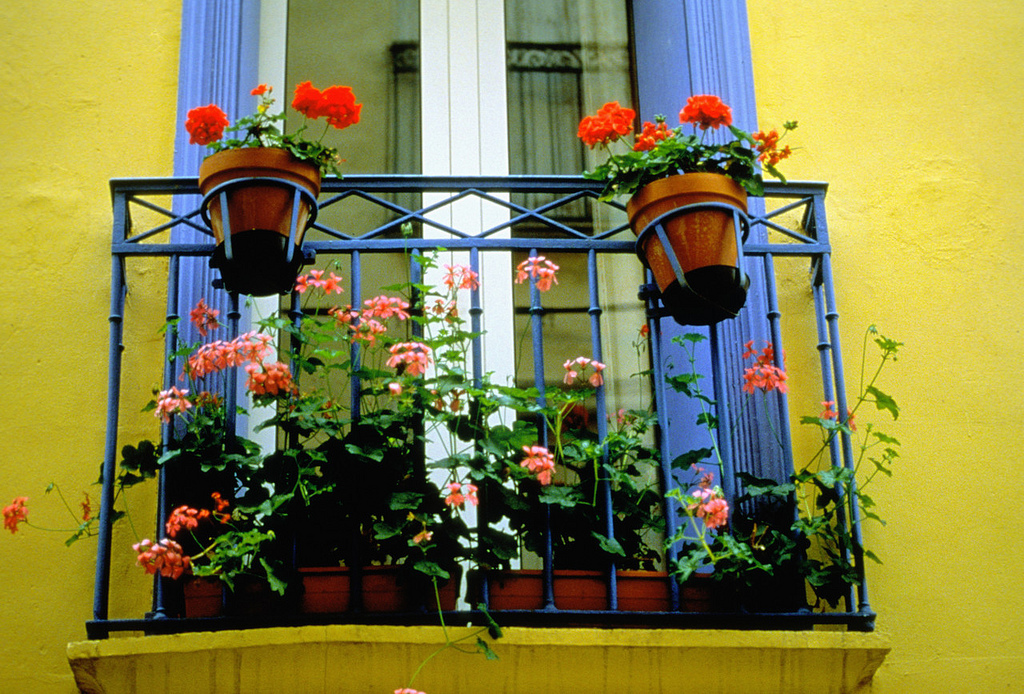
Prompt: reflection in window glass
<box><xmin>505</xmin><ymin>0</ymin><xmax>647</xmax><ymax>424</ymax></box>
<box><xmin>285</xmin><ymin>0</ymin><xmax>421</xmax><ymax>301</ymax></box>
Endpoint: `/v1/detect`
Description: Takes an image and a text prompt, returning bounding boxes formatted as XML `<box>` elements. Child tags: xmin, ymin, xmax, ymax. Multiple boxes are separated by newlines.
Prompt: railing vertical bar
<box><xmin>647</xmin><ymin>279</ymin><xmax>681</xmax><ymax>611</ymax></box>
<box><xmin>152</xmin><ymin>255</ymin><xmax>182</xmax><ymax>620</ymax></box>
<box><xmin>468</xmin><ymin>247</ymin><xmax>489</xmax><ymax>607</ymax></box>
<box><xmin>92</xmin><ymin>201</ymin><xmax>129</xmax><ymax>636</ymax></box>
<box><xmin>586</xmin><ymin>250</ymin><xmax>617</xmax><ymax>609</ymax></box>
<box><xmin>469</xmin><ymin>248</ymin><xmax>484</xmax><ymax>388</ymax></box>
<box><xmin>760</xmin><ymin>253</ymin><xmax>795</xmax><ymax>474</ymax></box>
<box><xmin>285</xmin><ymin>188</ymin><xmax>301</xmax><ymax>264</ymax></box>
<box><xmin>287</xmin><ymin>285</ymin><xmax>305</xmax><ymax>574</ymax></box>
<box><xmin>220</xmin><ymin>190</ymin><xmax>233</xmax><ymax>261</ymax></box>
<box><xmin>811</xmin><ymin>275</ymin><xmax>852</xmax><ymax>610</ymax></box>
<box><xmin>820</xmin><ymin>251</ymin><xmax>871</xmax><ymax>615</ymax></box>
<box><xmin>812</xmin><ymin>282</ymin><xmax>841</xmax><ymax>473</ymax></box>
<box><xmin>408</xmin><ymin>249</ymin><xmax>429</xmax><ymax>612</ymax></box>
<box><xmin>527</xmin><ymin>247</ymin><xmax>555</xmax><ymax>610</ymax></box>
<box><xmin>349</xmin><ymin>251</ymin><xmax>364</xmax><ymax>609</ymax></box>
<box><xmin>350</xmin><ymin>251</ymin><xmax>363</xmax><ymax>420</ymax></box>
<box><xmin>708</xmin><ymin>323</ymin><xmax>736</xmax><ymax>506</ymax></box>
<box><xmin>224</xmin><ymin>293</ymin><xmax>240</xmax><ymax>440</ymax></box>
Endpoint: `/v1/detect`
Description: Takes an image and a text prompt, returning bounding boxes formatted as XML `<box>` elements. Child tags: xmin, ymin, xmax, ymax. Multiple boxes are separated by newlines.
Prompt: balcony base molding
<box><xmin>68</xmin><ymin>624</ymin><xmax>889</xmax><ymax>693</ymax></box>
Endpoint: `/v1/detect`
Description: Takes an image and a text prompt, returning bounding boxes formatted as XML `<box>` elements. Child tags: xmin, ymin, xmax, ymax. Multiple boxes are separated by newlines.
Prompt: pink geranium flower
<box><xmin>2</xmin><ymin>496</ymin><xmax>28</xmax><ymax>534</ymax></box>
<box><xmin>562</xmin><ymin>356</ymin><xmax>606</xmax><ymax>387</ymax></box>
<box><xmin>155</xmin><ymin>386</ymin><xmax>192</xmax><ymax>422</ymax></box>
<box><xmin>520</xmin><ymin>445</ymin><xmax>556</xmax><ymax>485</ymax></box>
<box><xmin>132</xmin><ymin>538</ymin><xmax>191</xmax><ymax>580</ymax></box>
<box><xmin>245</xmin><ymin>361</ymin><xmax>296</xmax><ymax>397</ymax></box>
<box><xmin>386</xmin><ymin>342</ymin><xmax>432</xmax><ymax>377</ymax></box>
<box><xmin>363</xmin><ymin>295</ymin><xmax>411</xmax><ymax>320</ymax></box>
<box><xmin>442</xmin><ymin>264</ymin><xmax>480</xmax><ymax>291</ymax></box>
<box><xmin>515</xmin><ymin>256</ymin><xmax>559</xmax><ymax>292</ymax></box>
<box><xmin>741</xmin><ymin>341</ymin><xmax>788</xmax><ymax>394</ymax></box>
<box><xmin>189</xmin><ymin>299</ymin><xmax>220</xmax><ymax>337</ymax></box>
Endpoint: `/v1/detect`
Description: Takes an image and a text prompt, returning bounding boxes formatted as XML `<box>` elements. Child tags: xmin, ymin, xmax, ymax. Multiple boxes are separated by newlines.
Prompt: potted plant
<box><xmin>3</xmin><ymin>249</ymin><xmax>665</xmax><ymax>624</ymax></box>
<box><xmin>186</xmin><ymin>82</ymin><xmax>362</xmax><ymax>296</ymax></box>
<box><xmin>578</xmin><ymin>96</ymin><xmax>797</xmax><ymax>326</ymax></box>
<box><xmin>165</xmin><ymin>264</ymin><xmax>471</xmax><ymax>615</ymax></box>
<box><xmin>664</xmin><ymin>329</ymin><xmax>902</xmax><ymax>613</ymax></box>
<box><xmin>469</xmin><ymin>389</ymin><xmax>670</xmax><ymax>612</ymax></box>
<box><xmin>160</xmin><ymin>253</ymin><xmax>667</xmax><ymax>617</ymax></box>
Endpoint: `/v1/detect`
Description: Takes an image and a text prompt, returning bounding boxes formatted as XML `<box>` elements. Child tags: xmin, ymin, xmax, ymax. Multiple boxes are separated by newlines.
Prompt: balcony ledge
<box><xmin>68</xmin><ymin>624</ymin><xmax>889</xmax><ymax>694</ymax></box>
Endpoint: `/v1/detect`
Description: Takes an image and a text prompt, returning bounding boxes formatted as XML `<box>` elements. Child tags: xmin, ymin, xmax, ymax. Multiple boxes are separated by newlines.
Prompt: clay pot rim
<box><xmin>626</xmin><ymin>172</ymin><xmax>747</xmax><ymax>223</ymax></box>
<box><xmin>198</xmin><ymin>146</ymin><xmax>322</xmax><ymax>196</ymax></box>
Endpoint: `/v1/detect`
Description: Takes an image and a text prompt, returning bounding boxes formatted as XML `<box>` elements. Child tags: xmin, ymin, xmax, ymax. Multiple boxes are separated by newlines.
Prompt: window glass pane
<box><xmin>505</xmin><ymin>0</ymin><xmax>647</xmax><ymax>425</ymax></box>
<box><xmin>285</xmin><ymin>0</ymin><xmax>421</xmax><ymax>298</ymax></box>
<box><xmin>286</xmin><ymin>0</ymin><xmax>420</xmax><ymax>177</ymax></box>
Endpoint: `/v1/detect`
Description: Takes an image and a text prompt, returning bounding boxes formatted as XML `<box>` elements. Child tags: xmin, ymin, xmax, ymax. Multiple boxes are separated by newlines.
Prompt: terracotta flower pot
<box><xmin>626</xmin><ymin>173</ymin><xmax>750</xmax><ymax>326</ymax></box>
<box><xmin>199</xmin><ymin>147</ymin><xmax>321</xmax><ymax>296</ymax></box>
<box><xmin>473</xmin><ymin>569</ymin><xmax>688</xmax><ymax>612</ymax></box>
<box><xmin>182</xmin><ymin>575</ymin><xmax>290</xmax><ymax>618</ymax></box>
<box><xmin>299</xmin><ymin>566</ymin><xmax>462</xmax><ymax>614</ymax></box>
<box><xmin>182</xmin><ymin>576</ymin><xmax>224</xmax><ymax>618</ymax></box>
<box><xmin>182</xmin><ymin>566</ymin><xmax>461</xmax><ymax>617</ymax></box>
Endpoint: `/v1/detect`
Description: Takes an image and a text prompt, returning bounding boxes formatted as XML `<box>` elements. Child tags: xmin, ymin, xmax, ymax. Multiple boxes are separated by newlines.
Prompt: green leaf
<box><xmin>476</xmin><ymin>636</ymin><xmax>500</xmax><ymax>660</ymax></box>
<box><xmin>592</xmin><ymin>532</ymin><xmax>626</xmax><ymax>557</ymax></box>
<box><xmin>741</xmin><ymin>478</ymin><xmax>795</xmax><ymax>498</ymax></box>
<box><xmin>873</xmin><ymin>431</ymin><xmax>901</xmax><ymax>445</ymax></box>
<box><xmin>481</xmin><ymin>526</ymin><xmax>520</xmax><ymax>561</ymax></box>
<box><xmin>412</xmin><ymin>560</ymin><xmax>449</xmax><ymax>579</ymax></box>
<box><xmin>865</xmin><ymin>386</ymin><xmax>900</xmax><ymax>420</ymax></box>
<box><xmin>670</xmin><ymin>447</ymin><xmax>714</xmax><ymax>470</ymax></box>
<box><xmin>373</xmin><ymin>522</ymin><xmax>402</xmax><ymax>540</ymax></box>
<box><xmin>261</xmin><ymin>559</ymin><xmax>288</xmax><ymax>596</ymax></box>
<box><xmin>874</xmin><ymin>334</ymin><xmax>903</xmax><ymax>356</ymax></box>
<box><xmin>476</xmin><ymin>603</ymin><xmax>503</xmax><ymax>640</ymax></box>
<box><xmin>64</xmin><ymin>522</ymin><xmax>92</xmax><ymax>547</ymax></box>
<box><xmin>345</xmin><ymin>443</ymin><xmax>385</xmax><ymax>462</ymax></box>
<box><xmin>539</xmin><ymin>485</ymin><xmax>582</xmax><ymax>508</ymax></box>
<box><xmin>695</xmin><ymin>412</ymin><xmax>718</xmax><ymax>429</ymax></box>
<box><xmin>389</xmin><ymin>491</ymin><xmax>424</xmax><ymax>511</ymax></box>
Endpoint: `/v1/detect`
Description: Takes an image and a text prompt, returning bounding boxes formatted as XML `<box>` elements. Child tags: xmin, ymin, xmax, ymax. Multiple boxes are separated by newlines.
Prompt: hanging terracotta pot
<box><xmin>199</xmin><ymin>147</ymin><xmax>321</xmax><ymax>296</ymax></box>
<box><xmin>626</xmin><ymin>173</ymin><xmax>750</xmax><ymax>326</ymax></box>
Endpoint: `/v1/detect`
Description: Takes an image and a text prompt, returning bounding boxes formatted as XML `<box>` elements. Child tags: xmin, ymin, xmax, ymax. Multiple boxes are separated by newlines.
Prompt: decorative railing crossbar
<box><xmin>90</xmin><ymin>175</ymin><xmax>872</xmax><ymax>638</ymax></box>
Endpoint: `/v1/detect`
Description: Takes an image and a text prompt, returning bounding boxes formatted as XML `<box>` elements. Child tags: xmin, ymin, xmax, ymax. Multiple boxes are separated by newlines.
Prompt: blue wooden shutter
<box><xmin>631</xmin><ymin>0</ymin><xmax>785</xmax><ymax>496</ymax></box>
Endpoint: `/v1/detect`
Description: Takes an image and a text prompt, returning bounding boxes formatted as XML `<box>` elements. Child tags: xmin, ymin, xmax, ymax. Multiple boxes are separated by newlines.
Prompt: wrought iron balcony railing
<box><xmin>88</xmin><ymin>175</ymin><xmax>874</xmax><ymax>638</ymax></box>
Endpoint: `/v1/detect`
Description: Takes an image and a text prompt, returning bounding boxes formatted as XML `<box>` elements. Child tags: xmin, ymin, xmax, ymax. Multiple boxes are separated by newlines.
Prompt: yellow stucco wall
<box><xmin>749</xmin><ymin>0</ymin><xmax>1024</xmax><ymax>690</ymax></box>
<box><xmin>2</xmin><ymin>1</ymin><xmax>1023</xmax><ymax>692</ymax></box>
<box><xmin>0</xmin><ymin>1</ymin><xmax>180</xmax><ymax>691</ymax></box>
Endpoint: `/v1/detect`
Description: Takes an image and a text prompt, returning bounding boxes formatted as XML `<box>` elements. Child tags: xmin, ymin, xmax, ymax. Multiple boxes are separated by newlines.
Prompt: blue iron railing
<box><xmin>88</xmin><ymin>175</ymin><xmax>873</xmax><ymax>638</ymax></box>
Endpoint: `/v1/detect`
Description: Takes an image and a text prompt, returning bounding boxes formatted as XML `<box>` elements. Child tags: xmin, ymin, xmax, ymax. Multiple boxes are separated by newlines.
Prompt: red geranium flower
<box><xmin>317</xmin><ymin>85</ymin><xmax>362</xmax><ymax>129</ymax></box>
<box><xmin>292</xmin><ymin>81</ymin><xmax>362</xmax><ymax>130</ymax></box>
<box><xmin>633</xmin><ymin>120</ymin><xmax>671</xmax><ymax>152</ymax></box>
<box><xmin>679</xmin><ymin>95</ymin><xmax>732</xmax><ymax>130</ymax></box>
<box><xmin>753</xmin><ymin>128</ymin><xmax>793</xmax><ymax>167</ymax></box>
<box><xmin>184</xmin><ymin>104</ymin><xmax>229</xmax><ymax>145</ymax></box>
<box><xmin>291</xmin><ymin>81</ymin><xmax>324</xmax><ymax>118</ymax></box>
<box><xmin>577</xmin><ymin>101</ymin><xmax>636</xmax><ymax>148</ymax></box>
